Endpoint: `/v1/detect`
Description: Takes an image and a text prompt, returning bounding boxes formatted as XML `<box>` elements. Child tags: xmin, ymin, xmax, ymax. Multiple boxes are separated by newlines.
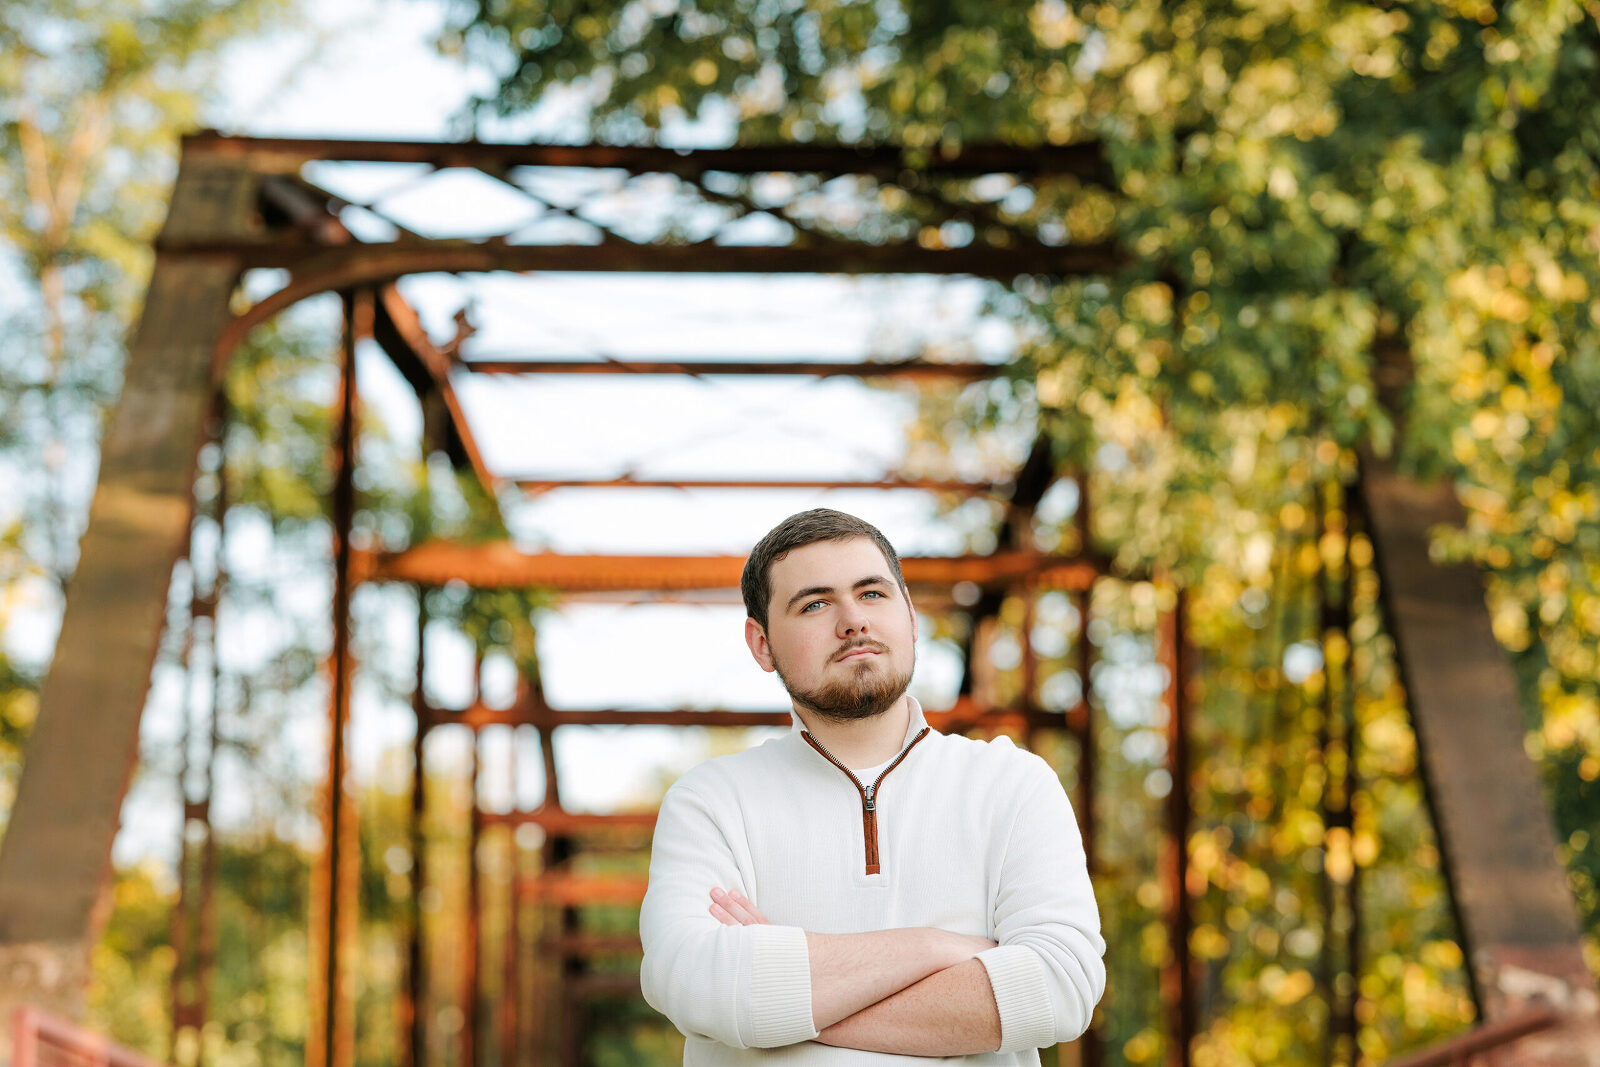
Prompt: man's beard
<box><xmin>772</xmin><ymin>647</ymin><xmax>914</xmax><ymax>723</ymax></box>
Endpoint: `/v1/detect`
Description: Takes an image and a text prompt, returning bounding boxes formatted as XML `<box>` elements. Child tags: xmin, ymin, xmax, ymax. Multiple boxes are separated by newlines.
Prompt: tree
<box><xmin>442</xmin><ymin>0</ymin><xmax>1600</xmax><ymax>1060</ymax></box>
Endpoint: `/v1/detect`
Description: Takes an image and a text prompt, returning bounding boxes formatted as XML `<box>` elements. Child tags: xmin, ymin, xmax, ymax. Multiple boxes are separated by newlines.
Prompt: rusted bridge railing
<box><xmin>10</xmin><ymin>1007</ymin><xmax>170</xmax><ymax>1067</ymax></box>
<box><xmin>1381</xmin><ymin>1007</ymin><xmax>1561</xmax><ymax>1067</ymax></box>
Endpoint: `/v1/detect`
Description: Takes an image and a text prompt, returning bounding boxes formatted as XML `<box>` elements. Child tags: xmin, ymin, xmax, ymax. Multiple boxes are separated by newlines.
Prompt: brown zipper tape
<box><xmin>802</xmin><ymin>727</ymin><xmax>930</xmax><ymax>875</ymax></box>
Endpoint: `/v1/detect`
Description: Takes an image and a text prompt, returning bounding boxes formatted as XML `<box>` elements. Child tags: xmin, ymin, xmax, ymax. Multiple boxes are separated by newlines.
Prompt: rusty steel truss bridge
<box><xmin>0</xmin><ymin>132</ymin><xmax>1594</xmax><ymax>1067</ymax></box>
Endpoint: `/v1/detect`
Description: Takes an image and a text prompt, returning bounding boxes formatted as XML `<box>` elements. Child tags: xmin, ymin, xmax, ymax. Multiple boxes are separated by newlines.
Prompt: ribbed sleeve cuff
<box><xmin>747</xmin><ymin>924</ymin><xmax>819</xmax><ymax>1047</ymax></box>
<box><xmin>978</xmin><ymin>944</ymin><xmax>1055</xmax><ymax>1053</ymax></box>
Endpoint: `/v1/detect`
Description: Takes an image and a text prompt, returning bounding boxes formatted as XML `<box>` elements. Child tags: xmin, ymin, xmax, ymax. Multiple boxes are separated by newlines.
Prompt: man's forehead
<box><xmin>770</xmin><ymin>537</ymin><xmax>893</xmax><ymax>590</ymax></box>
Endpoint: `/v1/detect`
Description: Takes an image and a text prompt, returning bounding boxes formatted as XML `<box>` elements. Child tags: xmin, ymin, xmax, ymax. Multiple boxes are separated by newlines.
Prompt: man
<box><xmin>639</xmin><ymin>508</ymin><xmax>1105</xmax><ymax>1062</ymax></box>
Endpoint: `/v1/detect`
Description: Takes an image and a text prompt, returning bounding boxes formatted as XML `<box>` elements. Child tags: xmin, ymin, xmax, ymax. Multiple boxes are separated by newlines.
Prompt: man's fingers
<box><xmin>710</xmin><ymin>888</ymin><xmax>753</xmax><ymax>925</ymax></box>
<box><xmin>709</xmin><ymin>887</ymin><xmax>768</xmax><ymax>925</ymax></box>
<box><xmin>730</xmin><ymin>890</ymin><xmax>770</xmax><ymax>924</ymax></box>
<box><xmin>713</xmin><ymin>888</ymin><xmax>758</xmax><ymax>924</ymax></box>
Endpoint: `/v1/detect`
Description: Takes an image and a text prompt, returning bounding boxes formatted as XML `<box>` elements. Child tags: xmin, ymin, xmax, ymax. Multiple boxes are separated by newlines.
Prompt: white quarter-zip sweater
<box><xmin>639</xmin><ymin>695</ymin><xmax>1106</xmax><ymax>1064</ymax></box>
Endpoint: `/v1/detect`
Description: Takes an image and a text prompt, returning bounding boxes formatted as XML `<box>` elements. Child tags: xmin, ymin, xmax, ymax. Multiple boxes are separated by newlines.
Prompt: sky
<box><xmin>90</xmin><ymin>0</ymin><xmax>1067</xmax><ymax>870</ymax></box>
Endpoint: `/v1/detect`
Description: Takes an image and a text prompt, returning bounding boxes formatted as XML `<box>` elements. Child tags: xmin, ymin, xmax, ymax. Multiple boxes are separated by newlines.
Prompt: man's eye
<box><xmin>863</xmin><ymin>590</ymin><xmax>885</xmax><ymax>599</ymax></box>
<box><xmin>801</xmin><ymin>600</ymin><xmax>824</xmax><ymax>612</ymax></box>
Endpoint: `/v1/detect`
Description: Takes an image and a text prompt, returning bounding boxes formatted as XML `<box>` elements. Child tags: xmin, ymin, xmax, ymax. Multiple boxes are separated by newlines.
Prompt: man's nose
<box><xmin>837</xmin><ymin>601</ymin><xmax>869</xmax><ymax>635</ymax></box>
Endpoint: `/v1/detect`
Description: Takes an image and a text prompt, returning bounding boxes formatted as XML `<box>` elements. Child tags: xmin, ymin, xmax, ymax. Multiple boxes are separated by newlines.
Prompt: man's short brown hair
<box><xmin>741</xmin><ymin>508</ymin><xmax>909</xmax><ymax>631</ymax></box>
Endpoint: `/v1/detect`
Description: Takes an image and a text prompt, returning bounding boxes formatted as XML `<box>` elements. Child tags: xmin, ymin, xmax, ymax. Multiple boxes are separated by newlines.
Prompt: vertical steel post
<box><xmin>1321</xmin><ymin>484</ymin><xmax>1358</xmax><ymax>1064</ymax></box>
<box><xmin>535</xmin><ymin>716</ymin><xmax>561</xmax><ymax>1063</ymax></box>
<box><xmin>406</xmin><ymin>592</ymin><xmax>428</xmax><ymax>1067</ymax></box>
<box><xmin>555</xmin><ymin>831</ymin><xmax>582</xmax><ymax>1067</ymax></box>
<box><xmin>463</xmin><ymin>725</ymin><xmax>482</xmax><ymax>1067</ymax></box>
<box><xmin>196</xmin><ymin>397</ymin><xmax>227</xmax><ymax>1066</ymax></box>
<box><xmin>169</xmin><ymin>393</ymin><xmax>227</xmax><ymax>1067</ymax></box>
<box><xmin>1313</xmin><ymin>488</ymin><xmax>1336</xmax><ymax>1067</ymax></box>
<box><xmin>168</xmin><ymin>556</ymin><xmax>197</xmax><ymax>1064</ymax></box>
<box><xmin>1020</xmin><ymin>580</ymin><xmax>1037</xmax><ymax>752</ymax></box>
<box><xmin>502</xmin><ymin>728</ymin><xmax>522</xmax><ymax>1067</ymax></box>
<box><xmin>309</xmin><ymin>288</ymin><xmax>368</xmax><ymax>1067</ymax></box>
<box><xmin>1160</xmin><ymin>591</ymin><xmax>1193</xmax><ymax>1067</ymax></box>
<box><xmin>1342</xmin><ymin>499</ymin><xmax>1363</xmax><ymax>1062</ymax></box>
<box><xmin>1315</xmin><ymin>480</ymin><xmax>1361</xmax><ymax>1066</ymax></box>
<box><xmin>1075</xmin><ymin>585</ymin><xmax>1100</xmax><ymax>1067</ymax></box>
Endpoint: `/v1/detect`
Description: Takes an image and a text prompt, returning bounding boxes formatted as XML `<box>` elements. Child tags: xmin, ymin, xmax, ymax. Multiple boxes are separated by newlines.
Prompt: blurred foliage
<box><xmin>3</xmin><ymin>0</ymin><xmax>1599</xmax><ymax>1066</ymax></box>
<box><xmin>90</xmin><ymin>837</ymin><xmax>313</xmax><ymax>1067</ymax></box>
<box><xmin>441</xmin><ymin>0</ymin><xmax>1600</xmax><ymax>1061</ymax></box>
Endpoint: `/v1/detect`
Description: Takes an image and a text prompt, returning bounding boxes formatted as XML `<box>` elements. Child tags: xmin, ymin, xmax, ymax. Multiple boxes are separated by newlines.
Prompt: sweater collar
<box><xmin>787</xmin><ymin>692</ymin><xmax>931</xmax><ymax>748</ymax></box>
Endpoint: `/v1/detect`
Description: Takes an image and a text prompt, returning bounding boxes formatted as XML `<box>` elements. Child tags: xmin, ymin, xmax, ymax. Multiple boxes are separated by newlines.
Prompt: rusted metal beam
<box><xmin>540</xmin><ymin>934</ymin><xmax>642</xmax><ymax>958</ymax></box>
<box><xmin>373</xmin><ymin>284</ymin><xmax>500</xmax><ymax>493</ymax></box>
<box><xmin>1317</xmin><ymin>487</ymin><xmax>1359</xmax><ymax>1064</ymax></box>
<box><xmin>550</xmin><ymin>589</ymin><xmax>967</xmax><ymax>609</ymax></box>
<box><xmin>544</xmin><ymin>821</ymin><xmax>582</xmax><ymax>1067</ymax></box>
<box><xmin>156</xmin><ymin>238</ymin><xmax>1123</xmax><ymax>278</ymax></box>
<box><xmin>308</xmin><ymin>290</ymin><xmax>369</xmax><ymax>1067</ymax></box>
<box><xmin>249</xmin><ymin>172</ymin><xmax>502</xmax><ymax>505</ymax></box>
<box><xmin>1358</xmin><ymin>451</ymin><xmax>1600</xmax><ymax>1052</ymax></box>
<box><xmin>500</xmin><ymin>744</ymin><xmax>523</xmax><ymax>1067</ymax></box>
<box><xmin>405</xmin><ymin>599</ymin><xmax>426</xmax><ymax>1067</ymax></box>
<box><xmin>464</xmin><ymin>731</ymin><xmax>482</xmax><ymax>1067</ymax></box>
<box><xmin>1159</xmin><ymin>594</ymin><xmax>1194</xmax><ymax>1067</ymax></box>
<box><xmin>479</xmin><ymin>810</ymin><xmax>657</xmax><ymax>834</ymax></box>
<box><xmin>184</xmin><ymin>130</ymin><xmax>1111</xmax><ymax>180</ymax></box>
<box><xmin>465</xmin><ymin>358</ymin><xmax>1001</xmax><ymax>379</ymax></box>
<box><xmin>513</xmin><ymin>475</ymin><xmax>1005</xmax><ymax>494</ymax></box>
<box><xmin>258</xmin><ymin>174</ymin><xmax>355</xmax><ymax>245</ymax></box>
<box><xmin>419</xmin><ymin>697</ymin><xmax>1082</xmax><ymax>734</ymax></box>
<box><xmin>518</xmin><ymin>874</ymin><xmax>650</xmax><ymax>905</ymax></box>
<box><xmin>564</xmin><ymin>974</ymin><xmax>643</xmax><ymax>1001</ymax></box>
<box><xmin>1378</xmin><ymin>1008</ymin><xmax>1560</xmax><ymax>1067</ymax></box>
<box><xmin>361</xmin><ymin>545</ymin><xmax>1106</xmax><ymax>592</ymax></box>
<box><xmin>169</xmin><ymin>399</ymin><xmax>228</xmax><ymax>1067</ymax></box>
<box><xmin>1076</xmin><ymin>585</ymin><xmax>1101</xmax><ymax>1067</ymax></box>
<box><xmin>11</xmin><ymin>1006</ymin><xmax>174</xmax><ymax>1067</ymax></box>
<box><xmin>956</xmin><ymin>434</ymin><xmax>1063</xmax><ymax>700</ymax></box>
<box><xmin>421</xmin><ymin>702</ymin><xmax>791</xmax><ymax>730</ymax></box>
<box><xmin>544</xmin><ymin>590</ymin><xmax>743</xmax><ymax>604</ymax></box>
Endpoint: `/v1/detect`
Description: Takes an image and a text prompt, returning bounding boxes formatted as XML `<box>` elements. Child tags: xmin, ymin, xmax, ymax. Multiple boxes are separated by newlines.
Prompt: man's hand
<box><xmin>708</xmin><ymin>887</ymin><xmax>768</xmax><ymax>927</ymax></box>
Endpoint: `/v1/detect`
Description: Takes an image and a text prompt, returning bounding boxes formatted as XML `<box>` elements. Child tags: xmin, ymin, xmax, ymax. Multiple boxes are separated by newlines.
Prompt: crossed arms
<box><xmin>708</xmin><ymin>886</ymin><xmax>1002</xmax><ymax>1055</ymax></box>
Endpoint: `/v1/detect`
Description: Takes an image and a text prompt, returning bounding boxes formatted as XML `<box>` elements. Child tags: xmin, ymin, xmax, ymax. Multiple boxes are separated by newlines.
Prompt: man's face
<box><xmin>744</xmin><ymin>536</ymin><xmax>918</xmax><ymax>723</ymax></box>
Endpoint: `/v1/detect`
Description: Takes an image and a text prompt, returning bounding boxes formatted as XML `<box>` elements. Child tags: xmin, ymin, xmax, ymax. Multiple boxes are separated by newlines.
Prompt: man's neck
<box><xmin>793</xmin><ymin>696</ymin><xmax>912</xmax><ymax>770</ymax></box>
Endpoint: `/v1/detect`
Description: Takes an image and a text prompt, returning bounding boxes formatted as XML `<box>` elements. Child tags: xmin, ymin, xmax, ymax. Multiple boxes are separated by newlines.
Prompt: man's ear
<box><xmin>744</xmin><ymin>617</ymin><xmax>776</xmax><ymax>673</ymax></box>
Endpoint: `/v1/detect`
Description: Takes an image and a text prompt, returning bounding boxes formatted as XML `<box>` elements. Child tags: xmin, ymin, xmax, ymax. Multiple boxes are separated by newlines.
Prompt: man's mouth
<box><xmin>836</xmin><ymin>647</ymin><xmax>882</xmax><ymax>662</ymax></box>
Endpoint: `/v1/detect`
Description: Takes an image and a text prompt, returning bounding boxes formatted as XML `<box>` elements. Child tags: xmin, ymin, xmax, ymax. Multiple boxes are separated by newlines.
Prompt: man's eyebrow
<box><xmin>785</xmin><ymin>576</ymin><xmax>892</xmax><ymax>611</ymax></box>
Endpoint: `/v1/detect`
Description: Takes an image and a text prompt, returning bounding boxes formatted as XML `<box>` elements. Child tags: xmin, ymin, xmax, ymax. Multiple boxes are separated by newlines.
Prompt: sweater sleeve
<box><xmin>976</xmin><ymin>754</ymin><xmax>1107</xmax><ymax>1052</ymax></box>
<box><xmin>639</xmin><ymin>778</ymin><xmax>820</xmax><ymax>1049</ymax></box>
